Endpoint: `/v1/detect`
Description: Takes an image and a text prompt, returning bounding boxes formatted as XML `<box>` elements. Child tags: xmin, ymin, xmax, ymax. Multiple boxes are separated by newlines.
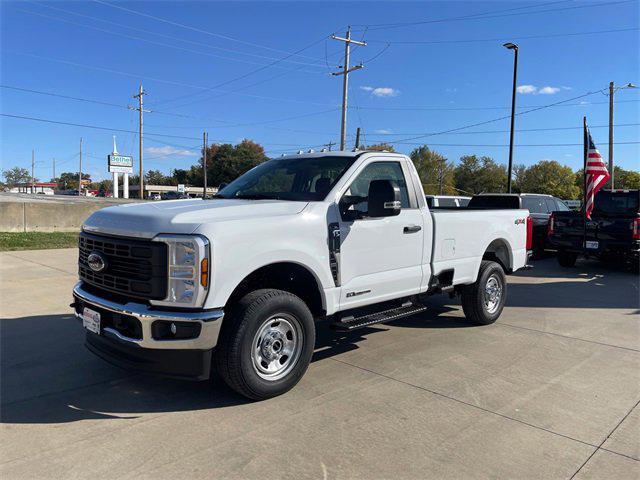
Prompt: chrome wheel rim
<box><xmin>484</xmin><ymin>274</ymin><xmax>503</xmax><ymax>314</ymax></box>
<box><xmin>251</xmin><ymin>314</ymin><xmax>303</xmax><ymax>381</ymax></box>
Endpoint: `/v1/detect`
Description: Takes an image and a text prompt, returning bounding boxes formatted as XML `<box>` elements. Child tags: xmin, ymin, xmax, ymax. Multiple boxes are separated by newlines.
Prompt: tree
<box><xmin>454</xmin><ymin>155</ymin><xmax>507</xmax><ymax>194</ymax></box>
<box><xmin>613</xmin><ymin>166</ymin><xmax>640</xmax><ymax>189</ymax></box>
<box><xmin>2</xmin><ymin>167</ymin><xmax>31</xmax><ymax>188</ymax></box>
<box><xmin>515</xmin><ymin>160</ymin><xmax>580</xmax><ymax>199</ymax></box>
<box><xmin>145</xmin><ymin>169</ymin><xmax>172</xmax><ymax>186</ymax></box>
<box><xmin>363</xmin><ymin>143</ymin><xmax>396</xmax><ymax>152</ymax></box>
<box><xmin>192</xmin><ymin>139</ymin><xmax>268</xmax><ymax>188</ymax></box>
<box><xmin>409</xmin><ymin>145</ymin><xmax>456</xmax><ymax>195</ymax></box>
<box><xmin>57</xmin><ymin>172</ymin><xmax>90</xmax><ymax>190</ymax></box>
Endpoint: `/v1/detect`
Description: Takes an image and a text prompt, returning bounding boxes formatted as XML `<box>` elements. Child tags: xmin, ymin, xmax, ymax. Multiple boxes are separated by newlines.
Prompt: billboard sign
<box><xmin>108</xmin><ymin>154</ymin><xmax>134</xmax><ymax>173</ymax></box>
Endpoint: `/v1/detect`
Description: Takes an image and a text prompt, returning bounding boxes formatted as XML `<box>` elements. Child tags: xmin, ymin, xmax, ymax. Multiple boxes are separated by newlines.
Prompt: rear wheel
<box><xmin>215</xmin><ymin>289</ymin><xmax>315</xmax><ymax>400</ymax></box>
<box><xmin>557</xmin><ymin>250</ymin><xmax>578</xmax><ymax>267</ymax></box>
<box><xmin>461</xmin><ymin>260</ymin><xmax>507</xmax><ymax>325</ymax></box>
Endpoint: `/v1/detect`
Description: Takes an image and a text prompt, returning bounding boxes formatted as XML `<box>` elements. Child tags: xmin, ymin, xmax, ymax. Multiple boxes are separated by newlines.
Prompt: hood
<box><xmin>83</xmin><ymin>198</ymin><xmax>309</xmax><ymax>239</ymax></box>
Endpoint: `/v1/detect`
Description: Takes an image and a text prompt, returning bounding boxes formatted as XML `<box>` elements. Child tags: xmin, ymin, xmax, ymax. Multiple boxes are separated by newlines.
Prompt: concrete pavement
<box><xmin>1</xmin><ymin>249</ymin><xmax>638</xmax><ymax>479</ymax></box>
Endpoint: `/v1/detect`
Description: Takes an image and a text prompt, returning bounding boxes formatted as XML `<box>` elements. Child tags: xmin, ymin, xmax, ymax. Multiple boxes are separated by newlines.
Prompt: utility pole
<box><xmin>323</xmin><ymin>141</ymin><xmax>336</xmax><ymax>151</ymax></box>
<box><xmin>608</xmin><ymin>81</ymin><xmax>614</xmax><ymax>189</ymax></box>
<box><xmin>606</xmin><ymin>82</ymin><xmax>636</xmax><ymax>189</ymax></box>
<box><xmin>31</xmin><ymin>150</ymin><xmax>35</xmax><ymax>194</ymax></box>
<box><xmin>331</xmin><ymin>27</ymin><xmax>366</xmax><ymax>151</ymax></box>
<box><xmin>130</xmin><ymin>85</ymin><xmax>149</xmax><ymax>199</ymax></box>
<box><xmin>355</xmin><ymin>127</ymin><xmax>361</xmax><ymax>150</ymax></box>
<box><xmin>52</xmin><ymin>158</ymin><xmax>56</xmax><ymax>181</ymax></box>
<box><xmin>79</xmin><ymin>138</ymin><xmax>83</xmax><ymax>196</ymax></box>
<box><xmin>203</xmin><ymin>131</ymin><xmax>208</xmax><ymax>199</ymax></box>
<box><xmin>438</xmin><ymin>164</ymin><xmax>444</xmax><ymax>195</ymax></box>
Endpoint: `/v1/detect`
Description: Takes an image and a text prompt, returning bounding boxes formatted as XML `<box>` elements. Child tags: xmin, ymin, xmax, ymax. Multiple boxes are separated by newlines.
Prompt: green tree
<box><xmin>193</xmin><ymin>139</ymin><xmax>268</xmax><ymax>188</ymax></box>
<box><xmin>454</xmin><ymin>155</ymin><xmax>507</xmax><ymax>194</ymax></box>
<box><xmin>515</xmin><ymin>160</ymin><xmax>580</xmax><ymax>199</ymax></box>
<box><xmin>409</xmin><ymin>145</ymin><xmax>456</xmax><ymax>195</ymax></box>
<box><xmin>57</xmin><ymin>172</ymin><xmax>91</xmax><ymax>190</ymax></box>
<box><xmin>363</xmin><ymin>143</ymin><xmax>396</xmax><ymax>152</ymax></box>
<box><xmin>145</xmin><ymin>169</ymin><xmax>172</xmax><ymax>186</ymax></box>
<box><xmin>2</xmin><ymin>167</ymin><xmax>31</xmax><ymax>188</ymax></box>
<box><xmin>613</xmin><ymin>166</ymin><xmax>640</xmax><ymax>189</ymax></box>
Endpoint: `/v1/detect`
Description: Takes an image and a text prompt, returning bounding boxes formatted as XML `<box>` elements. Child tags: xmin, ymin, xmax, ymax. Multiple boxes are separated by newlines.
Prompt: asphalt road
<box><xmin>1</xmin><ymin>249</ymin><xmax>638</xmax><ymax>479</ymax></box>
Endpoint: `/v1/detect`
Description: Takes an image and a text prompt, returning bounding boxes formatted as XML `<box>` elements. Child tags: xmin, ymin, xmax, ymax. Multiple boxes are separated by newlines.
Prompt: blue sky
<box><xmin>1</xmin><ymin>0</ymin><xmax>638</xmax><ymax>183</ymax></box>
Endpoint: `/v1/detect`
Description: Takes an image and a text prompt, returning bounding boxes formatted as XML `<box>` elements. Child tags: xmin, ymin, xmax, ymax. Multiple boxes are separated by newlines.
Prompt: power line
<box><xmin>352</xmin><ymin>99</ymin><xmax>639</xmax><ymax>111</ymax></box>
<box><xmin>1</xmin><ymin>85</ymin><xmax>130</xmax><ymax>110</ymax></box>
<box><xmin>382</xmin><ymin>89</ymin><xmax>607</xmax><ymax>145</ymax></box>
<box><xmin>375</xmin><ymin>141</ymin><xmax>640</xmax><ymax>147</ymax></box>
<box><xmin>93</xmin><ymin>0</ymin><xmax>329</xmax><ymax>63</ymax></box>
<box><xmin>356</xmin><ymin>0</ymin><xmax>634</xmax><ymax>31</ymax></box>
<box><xmin>16</xmin><ymin>7</ymin><xmax>326</xmax><ymax>73</ymax></box>
<box><xmin>150</xmin><ymin>35</ymin><xmax>332</xmax><ymax>108</ymax></box>
<box><xmin>32</xmin><ymin>1</ymin><xmax>328</xmax><ymax>68</ymax></box>
<box><xmin>352</xmin><ymin>0</ymin><xmax>573</xmax><ymax>29</ymax></box>
<box><xmin>365</xmin><ymin>123</ymin><xmax>640</xmax><ymax>136</ymax></box>
<box><xmin>367</xmin><ymin>27</ymin><xmax>640</xmax><ymax>45</ymax></box>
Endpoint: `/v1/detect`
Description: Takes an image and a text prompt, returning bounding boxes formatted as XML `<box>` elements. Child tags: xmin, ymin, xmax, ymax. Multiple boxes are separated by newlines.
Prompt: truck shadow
<box><xmin>0</xmin><ymin>303</ymin><xmax>466</xmax><ymax>425</ymax></box>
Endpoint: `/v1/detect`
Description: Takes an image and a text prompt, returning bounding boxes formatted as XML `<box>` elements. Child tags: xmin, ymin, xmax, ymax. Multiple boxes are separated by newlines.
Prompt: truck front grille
<box><xmin>79</xmin><ymin>232</ymin><xmax>168</xmax><ymax>301</ymax></box>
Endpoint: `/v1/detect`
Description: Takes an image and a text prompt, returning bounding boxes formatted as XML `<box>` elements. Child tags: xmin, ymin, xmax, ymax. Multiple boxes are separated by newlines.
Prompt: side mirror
<box><xmin>368</xmin><ymin>179</ymin><xmax>401</xmax><ymax>217</ymax></box>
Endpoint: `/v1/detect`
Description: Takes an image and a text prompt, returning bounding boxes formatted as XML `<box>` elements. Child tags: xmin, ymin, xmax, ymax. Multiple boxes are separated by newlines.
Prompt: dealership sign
<box><xmin>108</xmin><ymin>154</ymin><xmax>134</xmax><ymax>173</ymax></box>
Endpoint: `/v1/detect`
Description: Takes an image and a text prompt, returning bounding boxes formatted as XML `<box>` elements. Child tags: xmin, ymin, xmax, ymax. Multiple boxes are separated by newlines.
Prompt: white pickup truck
<box><xmin>73</xmin><ymin>151</ymin><xmax>532</xmax><ymax>399</ymax></box>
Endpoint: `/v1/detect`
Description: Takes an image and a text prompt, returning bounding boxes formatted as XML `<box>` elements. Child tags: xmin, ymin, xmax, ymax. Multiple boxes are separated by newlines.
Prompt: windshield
<box><xmin>216</xmin><ymin>156</ymin><xmax>357</xmax><ymax>201</ymax></box>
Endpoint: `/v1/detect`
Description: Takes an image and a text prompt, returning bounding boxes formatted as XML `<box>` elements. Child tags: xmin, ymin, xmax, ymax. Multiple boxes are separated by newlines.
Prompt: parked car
<box><xmin>425</xmin><ymin>195</ymin><xmax>471</xmax><ymax>208</ymax></box>
<box><xmin>468</xmin><ymin>193</ymin><xmax>571</xmax><ymax>254</ymax></box>
<box><xmin>548</xmin><ymin>189</ymin><xmax>639</xmax><ymax>267</ymax></box>
<box><xmin>73</xmin><ymin>151</ymin><xmax>531</xmax><ymax>400</ymax></box>
<box><xmin>161</xmin><ymin>190</ymin><xmax>189</xmax><ymax>200</ymax></box>
<box><xmin>149</xmin><ymin>193</ymin><xmax>162</xmax><ymax>201</ymax></box>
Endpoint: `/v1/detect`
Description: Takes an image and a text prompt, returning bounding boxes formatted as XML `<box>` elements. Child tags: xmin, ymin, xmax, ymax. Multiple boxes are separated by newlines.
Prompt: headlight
<box><xmin>151</xmin><ymin>235</ymin><xmax>210</xmax><ymax>308</ymax></box>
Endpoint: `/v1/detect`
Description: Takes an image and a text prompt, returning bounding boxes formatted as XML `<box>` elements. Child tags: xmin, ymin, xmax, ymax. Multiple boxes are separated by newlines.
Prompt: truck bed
<box><xmin>430</xmin><ymin>208</ymin><xmax>529</xmax><ymax>284</ymax></box>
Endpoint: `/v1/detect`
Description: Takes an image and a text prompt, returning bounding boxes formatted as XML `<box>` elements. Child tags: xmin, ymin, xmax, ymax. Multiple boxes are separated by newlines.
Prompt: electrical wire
<box><xmin>367</xmin><ymin>27</ymin><xmax>640</xmax><ymax>45</ymax></box>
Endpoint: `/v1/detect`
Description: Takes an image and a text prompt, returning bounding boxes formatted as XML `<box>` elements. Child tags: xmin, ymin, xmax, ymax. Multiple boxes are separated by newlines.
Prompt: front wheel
<box><xmin>215</xmin><ymin>289</ymin><xmax>315</xmax><ymax>400</ymax></box>
<box><xmin>461</xmin><ymin>260</ymin><xmax>507</xmax><ymax>325</ymax></box>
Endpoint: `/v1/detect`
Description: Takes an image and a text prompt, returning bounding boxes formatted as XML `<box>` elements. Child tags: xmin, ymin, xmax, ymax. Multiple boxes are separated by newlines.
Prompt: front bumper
<box><xmin>72</xmin><ymin>282</ymin><xmax>224</xmax><ymax>380</ymax></box>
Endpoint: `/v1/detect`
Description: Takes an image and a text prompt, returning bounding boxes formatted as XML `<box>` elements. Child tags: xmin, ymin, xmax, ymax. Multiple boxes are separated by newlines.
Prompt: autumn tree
<box><xmin>57</xmin><ymin>172</ymin><xmax>91</xmax><ymax>190</ymax></box>
<box><xmin>514</xmin><ymin>160</ymin><xmax>579</xmax><ymax>199</ymax></box>
<box><xmin>363</xmin><ymin>143</ymin><xmax>396</xmax><ymax>152</ymax></box>
<box><xmin>454</xmin><ymin>155</ymin><xmax>507</xmax><ymax>194</ymax></box>
<box><xmin>409</xmin><ymin>145</ymin><xmax>456</xmax><ymax>195</ymax></box>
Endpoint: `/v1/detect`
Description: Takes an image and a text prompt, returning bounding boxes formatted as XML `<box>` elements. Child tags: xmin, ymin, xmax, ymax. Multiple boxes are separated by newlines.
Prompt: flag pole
<box><xmin>583</xmin><ymin>116</ymin><xmax>588</xmax><ymax>252</ymax></box>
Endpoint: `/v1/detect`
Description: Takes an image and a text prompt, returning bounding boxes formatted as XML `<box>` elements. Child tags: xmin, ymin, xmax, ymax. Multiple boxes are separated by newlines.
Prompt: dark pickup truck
<box><xmin>547</xmin><ymin>190</ymin><xmax>640</xmax><ymax>267</ymax></box>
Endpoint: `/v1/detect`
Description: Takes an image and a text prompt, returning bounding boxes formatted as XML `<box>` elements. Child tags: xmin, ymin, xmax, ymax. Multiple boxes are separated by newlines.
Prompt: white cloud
<box><xmin>516</xmin><ymin>84</ymin><xmax>566</xmax><ymax>95</ymax></box>
<box><xmin>538</xmin><ymin>86</ymin><xmax>561</xmax><ymax>95</ymax></box>
<box><xmin>145</xmin><ymin>146</ymin><xmax>197</xmax><ymax>157</ymax></box>
<box><xmin>374</xmin><ymin>129</ymin><xmax>392</xmax><ymax>134</ymax></box>
<box><xmin>445</xmin><ymin>87</ymin><xmax>458</xmax><ymax>93</ymax></box>
<box><xmin>516</xmin><ymin>84</ymin><xmax>538</xmax><ymax>94</ymax></box>
<box><xmin>360</xmin><ymin>86</ymin><xmax>400</xmax><ymax>97</ymax></box>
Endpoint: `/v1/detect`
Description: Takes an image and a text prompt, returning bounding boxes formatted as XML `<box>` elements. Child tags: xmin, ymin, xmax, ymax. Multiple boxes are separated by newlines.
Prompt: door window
<box><xmin>344</xmin><ymin>162</ymin><xmax>410</xmax><ymax>216</ymax></box>
<box><xmin>555</xmin><ymin>200</ymin><xmax>570</xmax><ymax>211</ymax></box>
<box><xmin>544</xmin><ymin>197</ymin><xmax>559</xmax><ymax>213</ymax></box>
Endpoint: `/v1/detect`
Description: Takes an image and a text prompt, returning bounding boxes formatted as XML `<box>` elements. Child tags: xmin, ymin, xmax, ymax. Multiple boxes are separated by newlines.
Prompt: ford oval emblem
<box><xmin>87</xmin><ymin>252</ymin><xmax>107</xmax><ymax>273</ymax></box>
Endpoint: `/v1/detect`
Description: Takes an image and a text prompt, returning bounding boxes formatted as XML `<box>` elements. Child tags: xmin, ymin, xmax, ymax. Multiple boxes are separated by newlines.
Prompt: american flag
<box><xmin>584</xmin><ymin>127</ymin><xmax>610</xmax><ymax>219</ymax></box>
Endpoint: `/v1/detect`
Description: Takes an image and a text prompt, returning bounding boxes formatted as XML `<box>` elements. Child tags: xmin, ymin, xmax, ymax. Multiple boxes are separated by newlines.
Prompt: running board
<box><xmin>331</xmin><ymin>303</ymin><xmax>427</xmax><ymax>331</ymax></box>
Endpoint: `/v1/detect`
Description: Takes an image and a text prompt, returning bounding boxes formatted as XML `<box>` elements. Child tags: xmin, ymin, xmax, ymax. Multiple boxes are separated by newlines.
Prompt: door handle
<box><xmin>403</xmin><ymin>225</ymin><xmax>422</xmax><ymax>233</ymax></box>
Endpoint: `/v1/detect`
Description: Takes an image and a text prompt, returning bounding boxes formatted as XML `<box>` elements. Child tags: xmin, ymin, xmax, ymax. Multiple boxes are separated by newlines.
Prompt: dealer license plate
<box><xmin>585</xmin><ymin>241</ymin><xmax>599</xmax><ymax>250</ymax></box>
<box><xmin>82</xmin><ymin>307</ymin><xmax>101</xmax><ymax>334</ymax></box>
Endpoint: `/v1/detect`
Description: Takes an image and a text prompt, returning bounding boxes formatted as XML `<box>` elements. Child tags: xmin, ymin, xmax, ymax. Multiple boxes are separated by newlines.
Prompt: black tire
<box><xmin>215</xmin><ymin>289</ymin><xmax>315</xmax><ymax>400</ymax></box>
<box><xmin>557</xmin><ymin>250</ymin><xmax>578</xmax><ymax>267</ymax></box>
<box><xmin>461</xmin><ymin>260</ymin><xmax>507</xmax><ymax>325</ymax></box>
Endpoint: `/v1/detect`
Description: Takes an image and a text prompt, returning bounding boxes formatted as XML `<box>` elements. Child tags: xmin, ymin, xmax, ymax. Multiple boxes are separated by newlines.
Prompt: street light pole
<box><xmin>607</xmin><ymin>82</ymin><xmax>636</xmax><ymax>189</ymax></box>
<box><xmin>503</xmin><ymin>42</ymin><xmax>518</xmax><ymax>193</ymax></box>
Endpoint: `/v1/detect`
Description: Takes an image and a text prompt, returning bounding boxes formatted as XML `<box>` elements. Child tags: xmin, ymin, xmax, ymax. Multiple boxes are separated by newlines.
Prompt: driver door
<box><xmin>338</xmin><ymin>159</ymin><xmax>424</xmax><ymax>310</ymax></box>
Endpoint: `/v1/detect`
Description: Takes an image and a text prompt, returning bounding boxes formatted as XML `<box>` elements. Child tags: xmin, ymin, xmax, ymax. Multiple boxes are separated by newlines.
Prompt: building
<box><xmin>10</xmin><ymin>182</ymin><xmax>57</xmax><ymax>195</ymax></box>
